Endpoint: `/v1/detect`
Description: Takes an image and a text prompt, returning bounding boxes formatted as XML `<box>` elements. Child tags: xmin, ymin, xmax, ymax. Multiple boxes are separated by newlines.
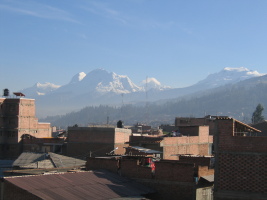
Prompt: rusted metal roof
<box><xmin>5</xmin><ymin>170</ymin><xmax>154</xmax><ymax>200</ymax></box>
<box><xmin>13</xmin><ymin>92</ymin><xmax>25</xmax><ymax>97</ymax></box>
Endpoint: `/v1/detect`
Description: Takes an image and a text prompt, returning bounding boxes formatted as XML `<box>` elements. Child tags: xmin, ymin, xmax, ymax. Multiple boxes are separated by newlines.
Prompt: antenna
<box><xmin>145</xmin><ymin>76</ymin><xmax>149</xmax><ymax>124</ymax></box>
<box><xmin>120</xmin><ymin>93</ymin><xmax>124</xmax><ymax>123</ymax></box>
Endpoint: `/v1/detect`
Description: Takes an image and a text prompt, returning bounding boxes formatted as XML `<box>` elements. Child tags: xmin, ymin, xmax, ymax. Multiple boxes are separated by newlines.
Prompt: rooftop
<box><xmin>125</xmin><ymin>146</ymin><xmax>162</xmax><ymax>154</ymax></box>
<box><xmin>4</xmin><ymin>170</ymin><xmax>154</xmax><ymax>200</ymax></box>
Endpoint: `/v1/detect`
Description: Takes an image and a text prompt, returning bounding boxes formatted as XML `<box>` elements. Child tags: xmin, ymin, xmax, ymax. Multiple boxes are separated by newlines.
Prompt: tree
<box><xmin>251</xmin><ymin>104</ymin><xmax>265</xmax><ymax>124</ymax></box>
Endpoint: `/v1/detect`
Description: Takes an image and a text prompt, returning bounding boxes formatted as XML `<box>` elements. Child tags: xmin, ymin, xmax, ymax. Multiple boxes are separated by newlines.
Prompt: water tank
<box><xmin>117</xmin><ymin>120</ymin><xmax>124</xmax><ymax>128</ymax></box>
<box><xmin>3</xmin><ymin>89</ymin><xmax>9</xmax><ymax>96</ymax></box>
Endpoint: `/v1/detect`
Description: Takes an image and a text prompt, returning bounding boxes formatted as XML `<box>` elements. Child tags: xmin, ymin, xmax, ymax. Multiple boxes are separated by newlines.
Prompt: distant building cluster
<box><xmin>0</xmin><ymin>91</ymin><xmax>267</xmax><ymax>199</ymax></box>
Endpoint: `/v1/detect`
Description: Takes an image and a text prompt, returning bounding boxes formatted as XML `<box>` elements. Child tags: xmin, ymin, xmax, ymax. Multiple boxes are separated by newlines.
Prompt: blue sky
<box><xmin>1</xmin><ymin>0</ymin><xmax>267</xmax><ymax>92</ymax></box>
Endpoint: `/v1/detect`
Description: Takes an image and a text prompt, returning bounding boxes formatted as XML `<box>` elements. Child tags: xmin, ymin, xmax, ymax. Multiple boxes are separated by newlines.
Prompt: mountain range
<box><xmin>20</xmin><ymin>67</ymin><xmax>265</xmax><ymax>119</ymax></box>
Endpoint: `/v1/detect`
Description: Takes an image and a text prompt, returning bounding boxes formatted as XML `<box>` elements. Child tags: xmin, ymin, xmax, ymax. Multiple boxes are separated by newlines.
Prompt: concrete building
<box><xmin>66</xmin><ymin>126</ymin><xmax>131</xmax><ymax>157</ymax></box>
<box><xmin>213</xmin><ymin>117</ymin><xmax>267</xmax><ymax>200</ymax></box>
<box><xmin>0</xmin><ymin>94</ymin><xmax>51</xmax><ymax>158</ymax></box>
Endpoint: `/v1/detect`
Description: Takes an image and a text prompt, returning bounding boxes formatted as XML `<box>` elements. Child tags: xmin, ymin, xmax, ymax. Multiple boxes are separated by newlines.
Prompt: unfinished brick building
<box><xmin>66</xmin><ymin>126</ymin><xmax>131</xmax><ymax>157</ymax></box>
<box><xmin>175</xmin><ymin>115</ymin><xmax>218</xmax><ymax>135</ymax></box>
<box><xmin>0</xmin><ymin>94</ymin><xmax>52</xmax><ymax>158</ymax></box>
<box><xmin>86</xmin><ymin>155</ymin><xmax>214</xmax><ymax>200</ymax></box>
<box><xmin>213</xmin><ymin>117</ymin><xmax>267</xmax><ymax>200</ymax></box>
<box><xmin>130</xmin><ymin>125</ymin><xmax>213</xmax><ymax>160</ymax></box>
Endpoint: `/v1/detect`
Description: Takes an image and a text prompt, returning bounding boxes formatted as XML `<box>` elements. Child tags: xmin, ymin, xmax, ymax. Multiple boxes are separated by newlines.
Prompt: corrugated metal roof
<box><xmin>5</xmin><ymin>170</ymin><xmax>154</xmax><ymax>200</ymax></box>
<box><xmin>19</xmin><ymin>160</ymin><xmax>54</xmax><ymax>169</ymax></box>
<box><xmin>127</xmin><ymin>146</ymin><xmax>162</xmax><ymax>154</ymax></box>
<box><xmin>12</xmin><ymin>152</ymin><xmax>86</xmax><ymax>168</ymax></box>
<box><xmin>13</xmin><ymin>152</ymin><xmax>46</xmax><ymax>167</ymax></box>
<box><xmin>49</xmin><ymin>152</ymin><xmax>86</xmax><ymax>168</ymax></box>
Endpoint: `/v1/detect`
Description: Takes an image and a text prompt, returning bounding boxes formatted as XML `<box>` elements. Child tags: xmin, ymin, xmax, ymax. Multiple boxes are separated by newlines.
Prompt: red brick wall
<box><xmin>215</xmin><ymin>118</ymin><xmax>267</xmax><ymax>198</ymax></box>
<box><xmin>121</xmin><ymin>159</ymin><xmax>153</xmax><ymax>179</ymax></box>
<box><xmin>114</xmin><ymin>128</ymin><xmax>131</xmax><ymax>144</ymax></box>
<box><xmin>198</xmin><ymin>166</ymin><xmax>214</xmax><ymax>178</ymax></box>
<box><xmin>114</xmin><ymin>128</ymin><xmax>131</xmax><ymax>154</ymax></box>
<box><xmin>86</xmin><ymin>157</ymin><xmax>118</xmax><ymax>173</ymax></box>
<box><xmin>155</xmin><ymin>161</ymin><xmax>195</xmax><ymax>182</ymax></box>
<box><xmin>219</xmin><ymin>136</ymin><xmax>267</xmax><ymax>152</ymax></box>
<box><xmin>68</xmin><ymin>127</ymin><xmax>115</xmax><ymax>143</ymax></box>
<box><xmin>175</xmin><ymin>117</ymin><xmax>206</xmax><ymax>126</ymax></box>
<box><xmin>66</xmin><ymin>143</ymin><xmax>113</xmax><ymax>157</ymax></box>
<box><xmin>67</xmin><ymin>127</ymin><xmax>130</xmax><ymax>156</ymax></box>
<box><xmin>85</xmin><ymin>157</ymin><xmax>207</xmax><ymax>200</ymax></box>
<box><xmin>217</xmin><ymin>153</ymin><xmax>267</xmax><ymax>193</ymax></box>
<box><xmin>85</xmin><ymin>157</ymin><xmax>197</xmax><ymax>182</ymax></box>
<box><xmin>179</xmin><ymin>126</ymin><xmax>200</xmax><ymax>136</ymax></box>
<box><xmin>175</xmin><ymin>117</ymin><xmax>217</xmax><ymax>135</ymax></box>
<box><xmin>162</xmin><ymin>135</ymin><xmax>212</xmax><ymax>159</ymax></box>
<box><xmin>18</xmin><ymin>99</ymin><xmax>36</xmax><ymax>116</ymax></box>
<box><xmin>139</xmin><ymin>180</ymin><xmax>196</xmax><ymax>200</ymax></box>
<box><xmin>129</xmin><ymin>135</ymin><xmax>162</xmax><ymax>144</ymax></box>
<box><xmin>179</xmin><ymin>156</ymin><xmax>212</xmax><ymax>167</ymax></box>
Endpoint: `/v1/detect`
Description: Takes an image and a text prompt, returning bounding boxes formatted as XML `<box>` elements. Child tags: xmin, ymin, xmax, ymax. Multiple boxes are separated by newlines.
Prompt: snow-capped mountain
<box><xmin>19</xmin><ymin>67</ymin><xmax>266</xmax><ymax>118</ymax></box>
<box><xmin>54</xmin><ymin>69</ymin><xmax>143</xmax><ymax>95</ymax></box>
<box><xmin>140</xmin><ymin>77</ymin><xmax>171</xmax><ymax>91</ymax></box>
<box><xmin>69</xmin><ymin>72</ymin><xmax>87</xmax><ymax>84</ymax></box>
<box><xmin>22</xmin><ymin>69</ymin><xmax>169</xmax><ymax>99</ymax></box>
<box><xmin>20</xmin><ymin>82</ymin><xmax>61</xmax><ymax>97</ymax></box>
<box><xmin>193</xmin><ymin>67</ymin><xmax>265</xmax><ymax>89</ymax></box>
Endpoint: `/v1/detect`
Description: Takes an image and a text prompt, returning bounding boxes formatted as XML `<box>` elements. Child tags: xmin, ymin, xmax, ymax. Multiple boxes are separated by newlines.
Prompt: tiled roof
<box><xmin>5</xmin><ymin>170</ymin><xmax>154</xmax><ymax>200</ymax></box>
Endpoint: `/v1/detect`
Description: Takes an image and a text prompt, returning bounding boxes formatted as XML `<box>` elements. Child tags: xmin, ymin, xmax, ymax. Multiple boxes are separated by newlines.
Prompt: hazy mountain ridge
<box><xmin>43</xmin><ymin>74</ymin><xmax>267</xmax><ymax>128</ymax></box>
<box><xmin>20</xmin><ymin>82</ymin><xmax>61</xmax><ymax>96</ymax></box>
<box><xmin>20</xmin><ymin>67</ymin><xmax>265</xmax><ymax>118</ymax></box>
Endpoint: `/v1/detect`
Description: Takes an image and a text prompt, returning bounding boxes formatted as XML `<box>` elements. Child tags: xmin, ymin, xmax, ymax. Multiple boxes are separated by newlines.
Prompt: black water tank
<box><xmin>3</xmin><ymin>89</ymin><xmax>9</xmax><ymax>96</ymax></box>
<box><xmin>117</xmin><ymin>120</ymin><xmax>124</xmax><ymax>128</ymax></box>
